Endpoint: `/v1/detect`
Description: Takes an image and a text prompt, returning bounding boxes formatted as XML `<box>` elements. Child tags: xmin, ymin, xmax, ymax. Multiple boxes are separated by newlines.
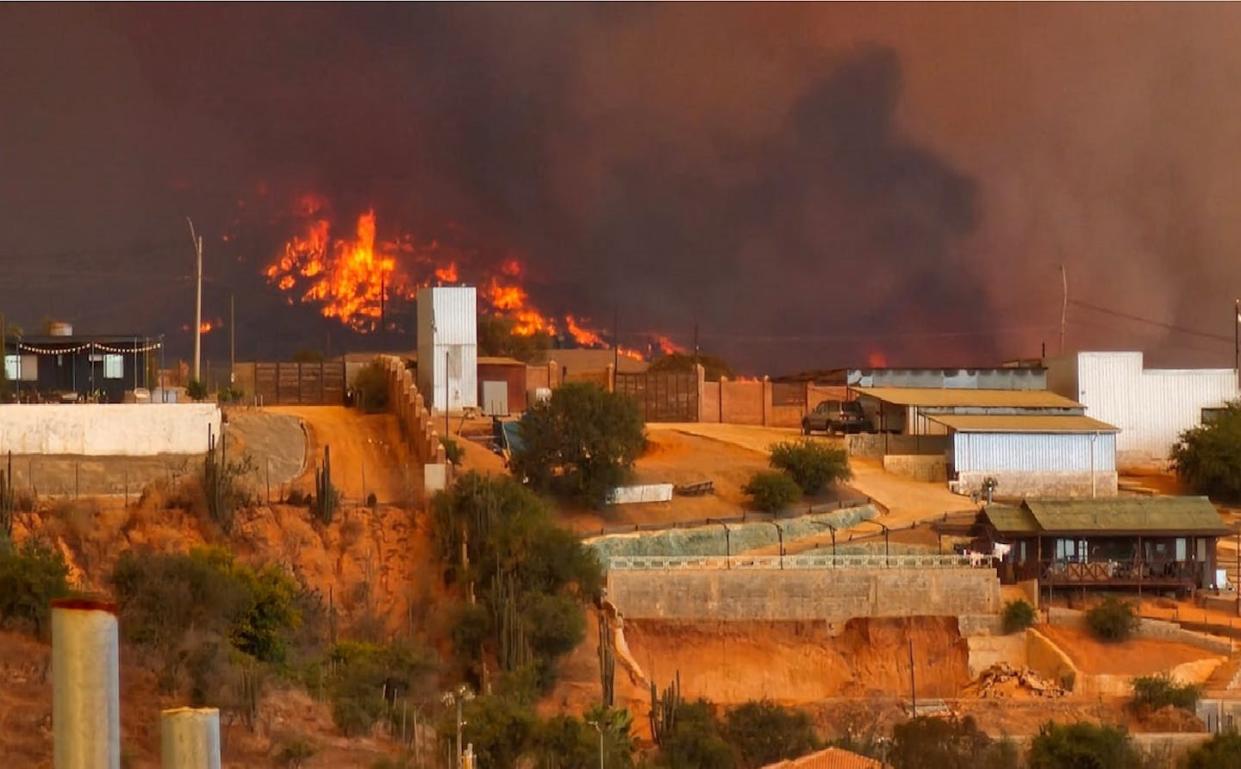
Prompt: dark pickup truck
<box><xmin>801</xmin><ymin>399</ymin><xmax>873</xmax><ymax>435</ymax></box>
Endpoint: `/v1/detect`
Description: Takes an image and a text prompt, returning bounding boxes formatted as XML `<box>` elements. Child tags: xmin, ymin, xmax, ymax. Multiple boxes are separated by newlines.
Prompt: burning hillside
<box><xmin>264</xmin><ymin>195</ymin><xmax>672</xmax><ymax>359</ymax></box>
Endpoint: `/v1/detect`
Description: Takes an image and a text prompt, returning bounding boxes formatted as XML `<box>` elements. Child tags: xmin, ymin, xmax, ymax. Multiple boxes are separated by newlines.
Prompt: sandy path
<box><xmin>651</xmin><ymin>423</ymin><xmax>976</xmax><ymax>529</ymax></box>
<box><xmin>265</xmin><ymin>405</ymin><xmax>417</xmax><ymax>505</ymax></box>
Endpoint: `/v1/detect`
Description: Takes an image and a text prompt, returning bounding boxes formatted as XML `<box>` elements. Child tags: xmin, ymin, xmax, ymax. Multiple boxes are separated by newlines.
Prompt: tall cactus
<box><xmin>203</xmin><ymin>426</ymin><xmax>229</xmax><ymax>531</ymax></box>
<box><xmin>493</xmin><ymin>570</ymin><xmax>532</xmax><ymax>671</ymax></box>
<box><xmin>649</xmin><ymin>672</ymin><xmax>681</xmax><ymax>746</ymax></box>
<box><xmin>0</xmin><ymin>451</ymin><xmax>15</xmax><ymax>538</ymax></box>
<box><xmin>598</xmin><ymin>610</ymin><xmax>615</xmax><ymax>707</ymax></box>
<box><xmin>314</xmin><ymin>445</ymin><xmax>337</xmax><ymax>524</ymax></box>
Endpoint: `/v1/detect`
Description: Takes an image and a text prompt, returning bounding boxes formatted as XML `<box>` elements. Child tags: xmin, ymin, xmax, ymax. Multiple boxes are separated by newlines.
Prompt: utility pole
<box><xmin>187</xmin><ymin>218</ymin><xmax>204</xmax><ymax>382</ymax></box>
<box><xmin>229</xmin><ymin>293</ymin><xmax>236</xmax><ymax>386</ymax></box>
<box><xmin>908</xmin><ymin>634</ymin><xmax>917</xmax><ymax>716</ymax></box>
<box><xmin>612</xmin><ymin>307</ymin><xmax>619</xmax><ymax>371</ymax></box>
<box><xmin>693</xmin><ymin>322</ymin><xmax>699</xmax><ymax>368</ymax></box>
<box><xmin>1059</xmin><ymin>264</ymin><xmax>1068</xmax><ymax>355</ymax></box>
<box><xmin>1233</xmin><ymin>299</ymin><xmax>1238</xmax><ymax>375</ymax></box>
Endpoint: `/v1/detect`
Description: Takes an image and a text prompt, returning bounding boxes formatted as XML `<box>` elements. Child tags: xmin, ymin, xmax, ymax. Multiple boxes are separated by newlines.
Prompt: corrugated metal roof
<box><xmin>762</xmin><ymin>747</ymin><xmax>884</xmax><ymax>769</ymax></box>
<box><xmin>1022</xmin><ymin>497</ymin><xmax>1229</xmax><ymax>535</ymax></box>
<box><xmin>929</xmin><ymin>414</ymin><xmax>1119</xmax><ymax>433</ymax></box>
<box><xmin>855</xmin><ymin>387</ymin><xmax>1082</xmax><ymax>408</ymax></box>
<box><xmin>982</xmin><ymin>504</ymin><xmax>1041</xmax><ymax>534</ymax></box>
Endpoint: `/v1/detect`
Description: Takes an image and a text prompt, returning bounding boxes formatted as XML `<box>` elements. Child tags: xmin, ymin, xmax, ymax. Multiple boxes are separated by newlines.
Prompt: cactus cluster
<box><xmin>598</xmin><ymin>610</ymin><xmax>615</xmax><ymax>707</ymax></box>
<box><xmin>649</xmin><ymin>672</ymin><xmax>681</xmax><ymax>746</ymax></box>
<box><xmin>314</xmin><ymin>445</ymin><xmax>337</xmax><ymax>524</ymax></box>
<box><xmin>493</xmin><ymin>570</ymin><xmax>532</xmax><ymax>672</ymax></box>
<box><xmin>0</xmin><ymin>451</ymin><xmax>15</xmax><ymax>538</ymax></box>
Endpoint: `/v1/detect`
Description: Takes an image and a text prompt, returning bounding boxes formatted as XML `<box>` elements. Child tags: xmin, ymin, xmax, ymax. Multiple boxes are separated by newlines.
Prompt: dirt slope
<box><xmin>264</xmin><ymin>406</ymin><xmax>417</xmax><ymax>505</ymax></box>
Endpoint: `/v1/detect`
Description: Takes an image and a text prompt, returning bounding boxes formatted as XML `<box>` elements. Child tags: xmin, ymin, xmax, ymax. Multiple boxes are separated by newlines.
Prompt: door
<box><xmin>482</xmin><ymin>380</ymin><xmax>509</xmax><ymax>416</ymax></box>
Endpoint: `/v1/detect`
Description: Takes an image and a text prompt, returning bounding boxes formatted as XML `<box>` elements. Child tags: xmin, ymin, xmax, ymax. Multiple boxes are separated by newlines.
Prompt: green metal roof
<box><xmin>981</xmin><ymin>504</ymin><xmax>1041</xmax><ymax>534</ymax></box>
<box><xmin>985</xmin><ymin>497</ymin><xmax>1231</xmax><ymax>536</ymax></box>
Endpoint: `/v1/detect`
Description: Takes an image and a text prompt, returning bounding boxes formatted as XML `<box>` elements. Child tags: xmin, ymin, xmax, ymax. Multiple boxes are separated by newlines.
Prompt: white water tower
<box><xmin>416</xmin><ymin>286</ymin><xmax>477</xmax><ymax>413</ymax></box>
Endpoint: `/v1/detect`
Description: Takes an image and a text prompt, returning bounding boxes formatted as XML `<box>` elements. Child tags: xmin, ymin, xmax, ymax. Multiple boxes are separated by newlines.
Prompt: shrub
<box><xmin>510</xmin><ymin>382</ymin><xmax>645</xmax><ymax>507</ymax></box>
<box><xmin>1027</xmin><ymin>721</ymin><xmax>1138</xmax><ymax>769</ymax></box>
<box><xmin>768</xmin><ymin>440</ymin><xmax>851</xmax><ymax>495</ymax></box>
<box><xmin>656</xmin><ymin>700</ymin><xmax>735</xmax><ymax>769</ymax></box>
<box><xmin>1183</xmin><ymin>731</ymin><xmax>1241</xmax><ymax>769</ymax></box>
<box><xmin>533</xmin><ymin>706</ymin><xmax>635</xmax><ymax>769</ymax></box>
<box><xmin>723</xmin><ymin>700</ymin><xmax>817</xmax><ymax>768</ymax></box>
<box><xmin>1130</xmin><ymin>674</ymin><xmax>1202</xmax><ymax>713</ymax></box>
<box><xmin>441</xmin><ymin>437</ymin><xmax>464</xmax><ymax>465</ymax></box>
<box><xmin>0</xmin><ymin>539</ymin><xmax>70</xmax><ymax>637</ymax></box>
<box><xmin>186</xmin><ymin>379</ymin><xmax>207</xmax><ymax>401</ymax></box>
<box><xmin>458</xmin><ymin>694</ymin><xmax>538</xmax><ymax>769</ymax></box>
<box><xmin>1001</xmin><ymin>599</ymin><xmax>1037</xmax><ymax>634</ymax></box>
<box><xmin>742</xmin><ymin>471</ymin><xmax>801</xmax><ymax>514</ymax></box>
<box><xmin>353</xmin><ymin>362</ymin><xmax>389</xmax><ymax>413</ymax></box>
<box><xmin>1085</xmin><ymin>597</ymin><xmax>1139</xmax><ymax>643</ymax></box>
<box><xmin>274</xmin><ymin>737</ymin><xmax>317</xmax><ymax>768</ymax></box>
<box><xmin>1172</xmin><ymin>401</ymin><xmax>1241</xmax><ymax>500</ymax></box>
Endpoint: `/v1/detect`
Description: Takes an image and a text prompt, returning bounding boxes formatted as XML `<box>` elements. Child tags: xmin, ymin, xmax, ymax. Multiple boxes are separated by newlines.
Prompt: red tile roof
<box><xmin>762</xmin><ymin>747</ymin><xmax>885</xmax><ymax>769</ymax></box>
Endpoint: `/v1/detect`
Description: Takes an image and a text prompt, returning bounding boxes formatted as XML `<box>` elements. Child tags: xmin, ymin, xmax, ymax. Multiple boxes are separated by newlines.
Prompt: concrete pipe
<box><xmin>52</xmin><ymin>597</ymin><xmax>120</xmax><ymax>769</ymax></box>
<box><xmin>161</xmin><ymin>707</ymin><xmax>221</xmax><ymax>769</ymax></box>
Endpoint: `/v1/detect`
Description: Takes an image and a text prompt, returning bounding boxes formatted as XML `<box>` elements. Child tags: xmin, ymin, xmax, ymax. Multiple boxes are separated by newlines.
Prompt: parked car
<box><xmin>802</xmin><ymin>399</ymin><xmax>873</xmax><ymax>435</ymax></box>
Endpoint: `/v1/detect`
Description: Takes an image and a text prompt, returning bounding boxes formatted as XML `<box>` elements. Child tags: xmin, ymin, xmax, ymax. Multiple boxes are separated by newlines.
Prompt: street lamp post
<box><xmin>442</xmin><ymin>685</ymin><xmax>474</xmax><ymax>769</ymax></box>
<box><xmin>587</xmin><ymin>718</ymin><xmax>604</xmax><ymax>769</ymax></box>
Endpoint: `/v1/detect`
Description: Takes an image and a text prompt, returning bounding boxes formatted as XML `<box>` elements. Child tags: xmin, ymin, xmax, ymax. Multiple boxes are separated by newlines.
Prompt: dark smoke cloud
<box><xmin>2</xmin><ymin>5</ymin><xmax>1240</xmax><ymax>372</ymax></box>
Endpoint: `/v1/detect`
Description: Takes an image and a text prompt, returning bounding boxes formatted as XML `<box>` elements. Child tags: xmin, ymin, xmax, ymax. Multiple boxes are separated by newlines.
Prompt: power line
<box><xmin>1069</xmin><ymin>300</ymin><xmax>1232</xmax><ymax>343</ymax></box>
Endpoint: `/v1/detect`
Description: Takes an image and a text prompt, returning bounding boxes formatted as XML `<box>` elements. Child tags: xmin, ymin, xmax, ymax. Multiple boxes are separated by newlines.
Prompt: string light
<box><xmin>15</xmin><ymin>341</ymin><xmax>163</xmax><ymax>356</ymax></box>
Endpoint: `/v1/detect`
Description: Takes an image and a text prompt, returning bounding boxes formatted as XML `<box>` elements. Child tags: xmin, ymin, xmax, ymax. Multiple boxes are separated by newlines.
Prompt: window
<box><xmin>1202</xmin><ymin>407</ymin><xmax>1229</xmax><ymax>425</ymax></box>
<box><xmin>4</xmin><ymin>354</ymin><xmax>37</xmax><ymax>382</ymax></box>
<box><xmin>103</xmin><ymin>354</ymin><xmax>123</xmax><ymax>379</ymax></box>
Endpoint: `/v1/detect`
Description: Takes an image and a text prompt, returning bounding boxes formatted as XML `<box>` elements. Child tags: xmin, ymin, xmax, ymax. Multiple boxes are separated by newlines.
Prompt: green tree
<box><xmin>1172</xmin><ymin>401</ymin><xmax>1241</xmax><ymax>499</ymax></box>
<box><xmin>0</xmin><ymin>539</ymin><xmax>70</xmax><ymax>637</ymax></box>
<box><xmin>433</xmin><ymin>473</ymin><xmax>602</xmax><ymax>689</ymax></box>
<box><xmin>1026</xmin><ymin>721</ymin><xmax>1138</xmax><ymax>769</ymax></box>
<box><xmin>1130</xmin><ymin>674</ymin><xmax>1202</xmax><ymax>713</ymax></box>
<box><xmin>742</xmin><ymin>471</ymin><xmax>802</xmax><ymax>514</ymax></box>
<box><xmin>511</xmin><ymin>382</ymin><xmax>646</xmax><ymax>507</ymax></box>
<box><xmin>328</xmin><ymin>640</ymin><xmax>438</xmax><ymax>736</ymax></box>
<box><xmin>768</xmin><ymin>440</ymin><xmax>852</xmax><ymax>495</ymax></box>
<box><xmin>889</xmin><ymin>716</ymin><xmax>992</xmax><ymax>769</ymax></box>
<box><xmin>533</xmin><ymin>707</ymin><xmax>635</xmax><ymax>769</ymax></box>
<box><xmin>1184</xmin><ymin>731</ymin><xmax>1241</xmax><ymax>769</ymax></box>
<box><xmin>723</xmin><ymin>700</ymin><xmax>817</xmax><ymax>768</ymax></box>
<box><xmin>186</xmin><ymin>379</ymin><xmax>208</xmax><ymax>401</ymax></box>
<box><xmin>460</xmin><ymin>694</ymin><xmax>538</xmax><ymax>769</ymax></box>
<box><xmin>648</xmin><ymin>352</ymin><xmax>734</xmax><ymax>382</ymax></box>
<box><xmin>656</xmin><ymin>700</ymin><xmax>735</xmax><ymax>769</ymax></box>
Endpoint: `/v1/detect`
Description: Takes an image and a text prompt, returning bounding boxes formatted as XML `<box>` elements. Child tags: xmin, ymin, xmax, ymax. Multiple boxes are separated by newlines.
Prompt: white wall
<box><xmin>0</xmin><ymin>404</ymin><xmax>220</xmax><ymax>455</ymax></box>
<box><xmin>1048</xmin><ymin>352</ymin><xmax>1239</xmax><ymax>467</ymax></box>
<box><xmin>953</xmin><ymin>431</ymin><xmax>1116</xmax><ymax>473</ymax></box>
<box><xmin>416</xmin><ymin>286</ymin><xmax>478</xmax><ymax>411</ymax></box>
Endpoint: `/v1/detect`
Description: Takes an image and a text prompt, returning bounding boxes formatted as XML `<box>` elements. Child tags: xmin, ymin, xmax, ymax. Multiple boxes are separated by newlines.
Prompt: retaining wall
<box><xmin>0</xmin><ymin>404</ymin><xmax>219</xmax><ymax>456</ymax></box>
<box><xmin>1047</xmin><ymin>607</ymin><xmax>1235</xmax><ymax>655</ymax></box>
<box><xmin>883</xmin><ymin>454</ymin><xmax>948</xmax><ymax>482</ymax></box>
<box><xmin>606</xmin><ymin>566</ymin><xmax>1000</xmax><ymax>622</ymax></box>
<box><xmin>967</xmin><ymin>632</ymin><xmax>1028</xmax><ymax>678</ymax></box>
<box><xmin>380</xmin><ymin>356</ymin><xmax>446</xmax><ymax>493</ymax></box>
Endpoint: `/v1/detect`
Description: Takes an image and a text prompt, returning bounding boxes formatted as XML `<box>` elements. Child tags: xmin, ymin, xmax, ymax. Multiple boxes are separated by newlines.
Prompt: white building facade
<box><xmin>416</xmin><ymin>286</ymin><xmax>478</xmax><ymax>413</ymax></box>
<box><xmin>1046</xmin><ymin>351</ymin><xmax>1239</xmax><ymax>469</ymax></box>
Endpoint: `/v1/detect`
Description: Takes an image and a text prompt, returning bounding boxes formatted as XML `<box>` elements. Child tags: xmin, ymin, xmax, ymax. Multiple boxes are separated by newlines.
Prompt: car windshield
<box><xmin>842</xmin><ymin>401</ymin><xmax>863</xmax><ymax>415</ymax></box>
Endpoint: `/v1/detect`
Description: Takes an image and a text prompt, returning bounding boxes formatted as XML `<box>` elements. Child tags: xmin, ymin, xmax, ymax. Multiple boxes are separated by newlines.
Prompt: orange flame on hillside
<box><xmin>565</xmin><ymin>315</ymin><xmax>604</xmax><ymax>347</ymax></box>
<box><xmin>265</xmin><ymin>195</ymin><xmax>682</xmax><ymax>357</ymax></box>
<box><xmin>654</xmin><ymin>334</ymin><xmax>686</xmax><ymax>355</ymax></box>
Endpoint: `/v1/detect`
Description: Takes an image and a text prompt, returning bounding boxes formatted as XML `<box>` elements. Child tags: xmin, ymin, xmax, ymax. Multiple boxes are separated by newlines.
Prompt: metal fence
<box><xmin>615</xmin><ymin>371</ymin><xmax>698</xmax><ymax>422</ymax></box>
<box><xmin>607</xmin><ymin>553</ymin><xmax>994</xmax><ymax>571</ymax></box>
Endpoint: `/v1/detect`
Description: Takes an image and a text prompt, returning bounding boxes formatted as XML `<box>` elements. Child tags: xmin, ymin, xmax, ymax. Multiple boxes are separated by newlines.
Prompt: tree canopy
<box><xmin>1172</xmin><ymin>401</ymin><xmax>1241</xmax><ymax>500</ymax></box>
<box><xmin>511</xmin><ymin>382</ymin><xmax>646</xmax><ymax>507</ymax></box>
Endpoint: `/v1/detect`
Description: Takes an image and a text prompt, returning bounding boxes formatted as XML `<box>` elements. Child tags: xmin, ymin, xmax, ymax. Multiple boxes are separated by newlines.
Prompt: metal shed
<box><xmin>416</xmin><ymin>286</ymin><xmax>478</xmax><ymax>413</ymax></box>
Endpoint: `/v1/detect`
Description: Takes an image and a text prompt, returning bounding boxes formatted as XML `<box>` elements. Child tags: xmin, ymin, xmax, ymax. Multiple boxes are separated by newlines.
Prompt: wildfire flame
<box><xmin>654</xmin><ymin>334</ymin><xmax>686</xmax><ymax>355</ymax></box>
<box><xmin>264</xmin><ymin>195</ymin><xmax>683</xmax><ymax>358</ymax></box>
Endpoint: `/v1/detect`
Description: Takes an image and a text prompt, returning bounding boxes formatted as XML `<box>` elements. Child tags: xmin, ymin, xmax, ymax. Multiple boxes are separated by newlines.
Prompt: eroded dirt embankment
<box><xmin>544</xmin><ymin>614</ymin><xmax>970</xmax><ymax>730</ymax></box>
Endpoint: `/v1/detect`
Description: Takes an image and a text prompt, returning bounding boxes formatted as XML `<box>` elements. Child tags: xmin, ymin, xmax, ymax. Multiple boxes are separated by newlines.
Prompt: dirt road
<box><xmin>264</xmin><ymin>406</ymin><xmax>417</xmax><ymax>505</ymax></box>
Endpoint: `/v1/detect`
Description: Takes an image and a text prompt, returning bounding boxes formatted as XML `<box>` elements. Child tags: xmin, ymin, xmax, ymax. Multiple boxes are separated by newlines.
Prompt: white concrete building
<box><xmin>1047</xmin><ymin>351</ymin><xmax>1239</xmax><ymax>470</ymax></box>
<box><xmin>416</xmin><ymin>286</ymin><xmax>478</xmax><ymax>413</ymax></box>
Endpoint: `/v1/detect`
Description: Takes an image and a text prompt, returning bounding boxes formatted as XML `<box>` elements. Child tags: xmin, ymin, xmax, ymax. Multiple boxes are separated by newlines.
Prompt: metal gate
<box><xmin>253</xmin><ymin>361</ymin><xmax>346</xmax><ymax>405</ymax></box>
<box><xmin>615</xmin><ymin>372</ymin><xmax>698</xmax><ymax>422</ymax></box>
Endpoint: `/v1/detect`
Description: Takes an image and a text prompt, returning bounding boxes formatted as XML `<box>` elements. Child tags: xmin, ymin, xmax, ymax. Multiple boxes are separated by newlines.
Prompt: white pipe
<box><xmin>161</xmin><ymin>707</ymin><xmax>221</xmax><ymax>769</ymax></box>
<box><xmin>53</xmin><ymin>598</ymin><xmax>120</xmax><ymax>769</ymax></box>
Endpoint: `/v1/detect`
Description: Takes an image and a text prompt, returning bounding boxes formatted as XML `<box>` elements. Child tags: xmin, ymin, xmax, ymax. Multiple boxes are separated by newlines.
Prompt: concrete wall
<box><xmin>1047</xmin><ymin>607</ymin><xmax>1235</xmax><ymax>655</ymax></box>
<box><xmin>847</xmin><ymin>433</ymin><xmax>950</xmax><ymax>458</ymax></box>
<box><xmin>1048</xmin><ymin>351</ymin><xmax>1240</xmax><ymax>469</ymax></box>
<box><xmin>967</xmin><ymin>632</ymin><xmax>1028</xmax><ymax>678</ymax></box>
<box><xmin>954</xmin><ymin>470</ymin><xmax>1119</xmax><ymax>498</ymax></box>
<box><xmin>882</xmin><ymin>454</ymin><xmax>948</xmax><ymax>482</ymax></box>
<box><xmin>0</xmin><ymin>404</ymin><xmax>219</xmax><ymax>456</ymax></box>
<box><xmin>606</xmin><ymin>567</ymin><xmax>1001</xmax><ymax>622</ymax></box>
<box><xmin>379</xmin><ymin>356</ymin><xmax>445</xmax><ymax>493</ymax></box>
